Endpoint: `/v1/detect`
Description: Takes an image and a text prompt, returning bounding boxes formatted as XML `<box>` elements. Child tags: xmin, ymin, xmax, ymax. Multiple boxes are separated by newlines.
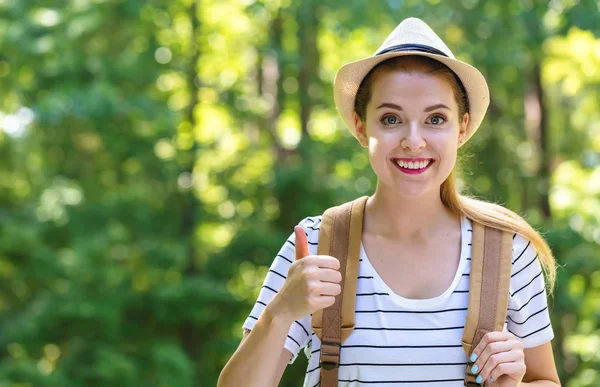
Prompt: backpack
<box><xmin>311</xmin><ymin>196</ymin><xmax>513</xmax><ymax>387</ymax></box>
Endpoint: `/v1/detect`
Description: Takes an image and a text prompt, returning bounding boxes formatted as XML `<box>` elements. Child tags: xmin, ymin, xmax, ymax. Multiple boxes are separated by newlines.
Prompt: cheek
<box><xmin>367</xmin><ymin>142</ymin><xmax>379</xmax><ymax>167</ymax></box>
<box><xmin>440</xmin><ymin>144</ymin><xmax>459</xmax><ymax>170</ymax></box>
<box><xmin>367</xmin><ymin>137</ymin><xmax>389</xmax><ymax>165</ymax></box>
<box><xmin>366</xmin><ymin>139</ymin><xmax>391</xmax><ymax>175</ymax></box>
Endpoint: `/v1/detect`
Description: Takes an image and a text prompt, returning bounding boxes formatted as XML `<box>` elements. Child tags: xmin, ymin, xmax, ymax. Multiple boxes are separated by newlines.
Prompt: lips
<box><xmin>393</xmin><ymin>158</ymin><xmax>433</xmax><ymax>169</ymax></box>
<box><xmin>391</xmin><ymin>158</ymin><xmax>435</xmax><ymax>174</ymax></box>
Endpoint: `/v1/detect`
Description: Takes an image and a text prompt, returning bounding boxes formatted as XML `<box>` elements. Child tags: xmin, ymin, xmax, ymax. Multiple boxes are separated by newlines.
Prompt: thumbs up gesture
<box><xmin>271</xmin><ymin>226</ymin><xmax>342</xmax><ymax>323</ymax></box>
<box><xmin>294</xmin><ymin>226</ymin><xmax>311</xmax><ymax>261</ymax></box>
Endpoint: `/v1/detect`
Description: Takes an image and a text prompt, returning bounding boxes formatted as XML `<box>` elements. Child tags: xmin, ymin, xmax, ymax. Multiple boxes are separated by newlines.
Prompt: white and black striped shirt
<box><xmin>242</xmin><ymin>215</ymin><xmax>554</xmax><ymax>386</ymax></box>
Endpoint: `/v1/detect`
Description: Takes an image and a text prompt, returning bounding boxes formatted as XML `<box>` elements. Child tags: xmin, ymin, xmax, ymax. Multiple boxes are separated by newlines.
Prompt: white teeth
<box><xmin>395</xmin><ymin>159</ymin><xmax>431</xmax><ymax>170</ymax></box>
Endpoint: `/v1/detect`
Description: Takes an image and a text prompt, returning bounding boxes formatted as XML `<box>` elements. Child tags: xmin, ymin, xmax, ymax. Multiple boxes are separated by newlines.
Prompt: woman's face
<box><xmin>354</xmin><ymin>70</ymin><xmax>469</xmax><ymax>197</ymax></box>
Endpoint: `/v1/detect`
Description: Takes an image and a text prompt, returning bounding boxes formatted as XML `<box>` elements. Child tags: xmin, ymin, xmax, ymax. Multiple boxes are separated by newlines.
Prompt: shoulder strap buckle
<box><xmin>319</xmin><ymin>340</ymin><xmax>341</xmax><ymax>370</ymax></box>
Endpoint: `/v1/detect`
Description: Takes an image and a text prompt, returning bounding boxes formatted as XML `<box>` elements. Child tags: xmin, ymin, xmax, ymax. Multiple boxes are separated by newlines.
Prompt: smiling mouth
<box><xmin>393</xmin><ymin>159</ymin><xmax>432</xmax><ymax>169</ymax></box>
<box><xmin>391</xmin><ymin>158</ymin><xmax>435</xmax><ymax>174</ymax></box>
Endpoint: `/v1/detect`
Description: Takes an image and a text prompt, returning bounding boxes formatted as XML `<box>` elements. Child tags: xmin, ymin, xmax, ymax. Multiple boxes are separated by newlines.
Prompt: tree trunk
<box><xmin>525</xmin><ymin>61</ymin><xmax>551</xmax><ymax>219</ymax></box>
<box><xmin>261</xmin><ymin>7</ymin><xmax>289</xmax><ymax>162</ymax></box>
<box><xmin>296</xmin><ymin>1</ymin><xmax>320</xmax><ymax>142</ymax></box>
<box><xmin>295</xmin><ymin>0</ymin><xmax>322</xmax><ymax>173</ymax></box>
<box><xmin>182</xmin><ymin>0</ymin><xmax>200</xmax><ymax>275</ymax></box>
<box><xmin>179</xmin><ymin>0</ymin><xmax>202</xmax><ymax>381</ymax></box>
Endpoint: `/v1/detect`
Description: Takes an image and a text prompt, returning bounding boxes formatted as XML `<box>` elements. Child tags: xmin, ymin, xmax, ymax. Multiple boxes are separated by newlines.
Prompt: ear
<box><xmin>458</xmin><ymin>112</ymin><xmax>469</xmax><ymax>147</ymax></box>
<box><xmin>354</xmin><ymin>112</ymin><xmax>369</xmax><ymax>148</ymax></box>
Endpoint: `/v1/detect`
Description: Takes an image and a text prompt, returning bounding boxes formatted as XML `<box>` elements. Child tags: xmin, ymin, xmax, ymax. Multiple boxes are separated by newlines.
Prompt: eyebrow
<box><xmin>376</xmin><ymin>103</ymin><xmax>450</xmax><ymax>112</ymax></box>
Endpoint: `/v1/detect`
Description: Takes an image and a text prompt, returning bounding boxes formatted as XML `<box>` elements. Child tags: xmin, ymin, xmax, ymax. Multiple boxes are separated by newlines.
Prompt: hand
<box><xmin>469</xmin><ymin>332</ymin><xmax>526</xmax><ymax>386</ymax></box>
<box><xmin>269</xmin><ymin>226</ymin><xmax>342</xmax><ymax>323</ymax></box>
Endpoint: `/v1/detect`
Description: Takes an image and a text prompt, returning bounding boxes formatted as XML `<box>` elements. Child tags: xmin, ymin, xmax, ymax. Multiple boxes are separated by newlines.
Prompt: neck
<box><xmin>364</xmin><ymin>183</ymin><xmax>458</xmax><ymax>243</ymax></box>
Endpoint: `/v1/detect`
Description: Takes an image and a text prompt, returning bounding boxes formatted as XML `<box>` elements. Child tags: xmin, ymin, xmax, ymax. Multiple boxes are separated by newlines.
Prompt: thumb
<box><xmin>294</xmin><ymin>226</ymin><xmax>310</xmax><ymax>261</ymax></box>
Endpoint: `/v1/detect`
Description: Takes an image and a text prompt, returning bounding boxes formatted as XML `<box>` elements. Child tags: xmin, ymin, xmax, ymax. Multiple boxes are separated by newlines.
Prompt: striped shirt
<box><xmin>242</xmin><ymin>215</ymin><xmax>554</xmax><ymax>386</ymax></box>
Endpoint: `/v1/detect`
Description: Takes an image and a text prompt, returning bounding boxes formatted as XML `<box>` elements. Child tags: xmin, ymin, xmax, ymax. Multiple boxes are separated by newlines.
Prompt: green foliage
<box><xmin>0</xmin><ymin>0</ymin><xmax>599</xmax><ymax>385</ymax></box>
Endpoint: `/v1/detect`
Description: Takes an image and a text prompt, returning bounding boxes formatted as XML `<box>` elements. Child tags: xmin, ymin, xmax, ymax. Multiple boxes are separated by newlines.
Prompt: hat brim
<box><xmin>333</xmin><ymin>51</ymin><xmax>489</xmax><ymax>146</ymax></box>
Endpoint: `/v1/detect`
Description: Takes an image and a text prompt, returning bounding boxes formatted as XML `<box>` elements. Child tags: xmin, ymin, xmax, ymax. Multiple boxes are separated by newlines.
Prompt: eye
<box><xmin>381</xmin><ymin>115</ymin><xmax>400</xmax><ymax>126</ymax></box>
<box><xmin>428</xmin><ymin>114</ymin><xmax>447</xmax><ymax>125</ymax></box>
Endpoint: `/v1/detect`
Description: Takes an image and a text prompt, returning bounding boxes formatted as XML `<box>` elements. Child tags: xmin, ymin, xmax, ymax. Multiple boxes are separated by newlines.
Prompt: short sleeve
<box><xmin>506</xmin><ymin>233</ymin><xmax>554</xmax><ymax>348</ymax></box>
<box><xmin>241</xmin><ymin>216</ymin><xmax>321</xmax><ymax>364</ymax></box>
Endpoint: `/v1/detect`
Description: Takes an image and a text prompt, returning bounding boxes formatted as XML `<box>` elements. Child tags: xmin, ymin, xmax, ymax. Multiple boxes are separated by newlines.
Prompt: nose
<box><xmin>400</xmin><ymin>121</ymin><xmax>426</xmax><ymax>152</ymax></box>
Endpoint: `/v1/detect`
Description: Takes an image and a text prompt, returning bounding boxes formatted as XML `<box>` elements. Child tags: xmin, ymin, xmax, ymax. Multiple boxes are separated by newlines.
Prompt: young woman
<box><xmin>218</xmin><ymin>18</ymin><xmax>561</xmax><ymax>387</ymax></box>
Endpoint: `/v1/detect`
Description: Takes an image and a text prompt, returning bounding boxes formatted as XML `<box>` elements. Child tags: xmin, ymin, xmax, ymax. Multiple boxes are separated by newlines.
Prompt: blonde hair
<box><xmin>442</xmin><ymin>170</ymin><xmax>556</xmax><ymax>294</ymax></box>
<box><xmin>354</xmin><ymin>55</ymin><xmax>556</xmax><ymax>294</ymax></box>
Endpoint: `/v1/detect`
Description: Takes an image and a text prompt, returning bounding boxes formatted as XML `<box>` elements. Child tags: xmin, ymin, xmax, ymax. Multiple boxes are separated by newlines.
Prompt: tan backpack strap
<box><xmin>312</xmin><ymin>196</ymin><xmax>368</xmax><ymax>387</ymax></box>
<box><xmin>461</xmin><ymin>222</ymin><xmax>513</xmax><ymax>386</ymax></box>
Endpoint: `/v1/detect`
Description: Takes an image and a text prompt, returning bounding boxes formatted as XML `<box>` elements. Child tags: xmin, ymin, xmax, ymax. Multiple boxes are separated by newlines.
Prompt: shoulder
<box><xmin>295</xmin><ymin>216</ymin><xmax>323</xmax><ymax>251</ymax></box>
<box><xmin>465</xmin><ymin>218</ymin><xmax>542</xmax><ymax>282</ymax></box>
<box><xmin>464</xmin><ymin>216</ymin><xmax>536</xmax><ymax>267</ymax></box>
<box><xmin>505</xmin><ymin>234</ymin><xmax>553</xmax><ymax>347</ymax></box>
<box><xmin>297</xmin><ymin>215</ymin><xmax>323</xmax><ymax>230</ymax></box>
<box><xmin>509</xmin><ymin>233</ymin><xmax>545</xmax><ymax>297</ymax></box>
<box><xmin>512</xmin><ymin>233</ymin><xmax>534</xmax><ymax>262</ymax></box>
<box><xmin>511</xmin><ymin>233</ymin><xmax>539</xmax><ymax>270</ymax></box>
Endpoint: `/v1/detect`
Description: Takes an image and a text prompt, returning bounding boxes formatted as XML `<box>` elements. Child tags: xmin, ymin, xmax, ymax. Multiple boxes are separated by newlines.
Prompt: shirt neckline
<box><xmin>359</xmin><ymin>215</ymin><xmax>471</xmax><ymax>309</ymax></box>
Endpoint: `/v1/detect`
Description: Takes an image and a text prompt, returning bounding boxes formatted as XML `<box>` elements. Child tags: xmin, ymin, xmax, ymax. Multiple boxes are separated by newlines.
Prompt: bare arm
<box><xmin>219</xmin><ymin>226</ymin><xmax>340</xmax><ymax>387</ymax></box>
<box><xmin>217</xmin><ymin>297</ymin><xmax>294</xmax><ymax>387</ymax></box>
<box><xmin>241</xmin><ymin>328</ymin><xmax>293</xmax><ymax>387</ymax></box>
<box><xmin>520</xmin><ymin>342</ymin><xmax>561</xmax><ymax>386</ymax></box>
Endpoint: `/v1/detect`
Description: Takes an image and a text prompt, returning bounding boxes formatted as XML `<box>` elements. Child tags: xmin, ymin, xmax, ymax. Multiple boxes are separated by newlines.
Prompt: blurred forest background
<box><xmin>0</xmin><ymin>0</ymin><xmax>599</xmax><ymax>386</ymax></box>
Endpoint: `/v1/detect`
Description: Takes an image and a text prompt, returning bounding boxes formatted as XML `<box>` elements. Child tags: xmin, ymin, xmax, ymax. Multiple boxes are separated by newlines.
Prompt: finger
<box><xmin>313</xmin><ymin>295</ymin><xmax>336</xmax><ymax>309</ymax></box>
<box><xmin>470</xmin><ymin>331</ymin><xmax>512</xmax><ymax>363</ymax></box>
<box><xmin>294</xmin><ymin>226</ymin><xmax>310</xmax><ymax>261</ymax></box>
<box><xmin>303</xmin><ymin>255</ymin><xmax>340</xmax><ymax>270</ymax></box>
<box><xmin>477</xmin><ymin>350</ymin><xmax>523</xmax><ymax>383</ymax></box>
<box><xmin>489</xmin><ymin>361</ymin><xmax>526</xmax><ymax>383</ymax></box>
<box><xmin>316</xmin><ymin>268</ymin><xmax>343</xmax><ymax>283</ymax></box>
<box><xmin>318</xmin><ymin>282</ymin><xmax>342</xmax><ymax>297</ymax></box>
<box><xmin>471</xmin><ymin>340</ymin><xmax>517</xmax><ymax>376</ymax></box>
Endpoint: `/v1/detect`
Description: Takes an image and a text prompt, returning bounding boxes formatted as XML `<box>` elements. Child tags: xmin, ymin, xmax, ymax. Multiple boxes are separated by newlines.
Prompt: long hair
<box><xmin>354</xmin><ymin>55</ymin><xmax>556</xmax><ymax>293</ymax></box>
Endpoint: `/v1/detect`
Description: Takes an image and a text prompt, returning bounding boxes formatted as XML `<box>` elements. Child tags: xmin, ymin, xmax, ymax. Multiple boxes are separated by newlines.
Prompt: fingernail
<box><xmin>471</xmin><ymin>364</ymin><xmax>478</xmax><ymax>373</ymax></box>
<box><xmin>476</xmin><ymin>375</ymin><xmax>482</xmax><ymax>383</ymax></box>
<box><xmin>470</xmin><ymin>353</ymin><xmax>478</xmax><ymax>362</ymax></box>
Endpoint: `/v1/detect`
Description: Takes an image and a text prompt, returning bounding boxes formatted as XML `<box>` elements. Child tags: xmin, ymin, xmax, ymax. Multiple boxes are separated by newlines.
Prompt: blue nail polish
<box><xmin>470</xmin><ymin>353</ymin><xmax>478</xmax><ymax>362</ymax></box>
<box><xmin>471</xmin><ymin>364</ymin><xmax>478</xmax><ymax>373</ymax></box>
<box><xmin>476</xmin><ymin>375</ymin><xmax>482</xmax><ymax>383</ymax></box>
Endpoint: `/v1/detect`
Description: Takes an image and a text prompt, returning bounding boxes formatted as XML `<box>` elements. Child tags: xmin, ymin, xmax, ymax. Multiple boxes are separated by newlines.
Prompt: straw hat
<box><xmin>333</xmin><ymin>17</ymin><xmax>489</xmax><ymax>146</ymax></box>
